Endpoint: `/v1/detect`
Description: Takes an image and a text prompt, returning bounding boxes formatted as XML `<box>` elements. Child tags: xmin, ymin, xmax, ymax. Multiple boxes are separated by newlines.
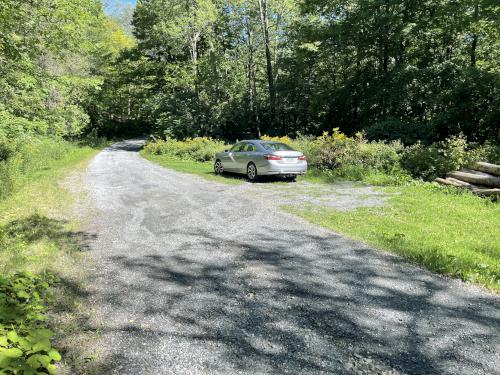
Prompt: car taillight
<box><xmin>264</xmin><ymin>154</ymin><xmax>282</xmax><ymax>160</ymax></box>
<box><xmin>298</xmin><ymin>155</ymin><xmax>306</xmax><ymax>160</ymax></box>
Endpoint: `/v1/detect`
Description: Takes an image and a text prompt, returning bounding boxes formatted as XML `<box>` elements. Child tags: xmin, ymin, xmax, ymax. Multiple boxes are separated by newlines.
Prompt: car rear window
<box><xmin>261</xmin><ymin>142</ymin><xmax>295</xmax><ymax>151</ymax></box>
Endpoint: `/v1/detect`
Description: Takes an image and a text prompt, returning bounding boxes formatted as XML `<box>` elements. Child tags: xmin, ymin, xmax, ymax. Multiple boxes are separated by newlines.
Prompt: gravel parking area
<box><xmin>80</xmin><ymin>140</ymin><xmax>499</xmax><ymax>375</ymax></box>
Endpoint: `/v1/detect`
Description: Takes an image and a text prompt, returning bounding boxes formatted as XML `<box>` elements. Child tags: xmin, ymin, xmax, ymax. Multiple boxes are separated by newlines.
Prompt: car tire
<box><xmin>247</xmin><ymin>162</ymin><xmax>258</xmax><ymax>182</ymax></box>
<box><xmin>214</xmin><ymin>160</ymin><xmax>224</xmax><ymax>175</ymax></box>
<box><xmin>285</xmin><ymin>176</ymin><xmax>297</xmax><ymax>182</ymax></box>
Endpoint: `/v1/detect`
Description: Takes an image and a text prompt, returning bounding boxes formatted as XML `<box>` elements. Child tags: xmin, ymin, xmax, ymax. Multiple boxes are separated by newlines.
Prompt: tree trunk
<box><xmin>258</xmin><ymin>0</ymin><xmax>277</xmax><ymax>127</ymax></box>
<box><xmin>190</xmin><ymin>32</ymin><xmax>200</xmax><ymax>98</ymax></box>
<box><xmin>470</xmin><ymin>1</ymin><xmax>479</xmax><ymax>67</ymax></box>
<box><xmin>245</xmin><ymin>17</ymin><xmax>260</xmax><ymax>137</ymax></box>
<box><xmin>474</xmin><ymin>162</ymin><xmax>500</xmax><ymax>177</ymax></box>
<box><xmin>447</xmin><ymin>170</ymin><xmax>500</xmax><ymax>189</ymax></box>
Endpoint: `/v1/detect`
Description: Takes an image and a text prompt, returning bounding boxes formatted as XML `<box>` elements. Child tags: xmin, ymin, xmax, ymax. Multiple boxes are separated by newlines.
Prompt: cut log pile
<box><xmin>434</xmin><ymin>162</ymin><xmax>500</xmax><ymax>197</ymax></box>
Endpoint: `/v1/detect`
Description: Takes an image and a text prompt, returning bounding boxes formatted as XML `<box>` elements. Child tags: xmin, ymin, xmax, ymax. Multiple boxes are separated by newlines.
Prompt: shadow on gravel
<box><xmin>88</xmin><ymin>229</ymin><xmax>499</xmax><ymax>374</ymax></box>
<box><xmin>106</xmin><ymin>139</ymin><xmax>146</xmax><ymax>153</ymax></box>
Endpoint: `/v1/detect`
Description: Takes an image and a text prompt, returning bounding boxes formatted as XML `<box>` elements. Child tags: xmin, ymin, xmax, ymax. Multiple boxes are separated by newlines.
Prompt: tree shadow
<box><xmin>1</xmin><ymin>214</ymin><xmax>96</xmax><ymax>252</ymax></box>
<box><xmin>83</xmin><ymin>228</ymin><xmax>500</xmax><ymax>374</ymax></box>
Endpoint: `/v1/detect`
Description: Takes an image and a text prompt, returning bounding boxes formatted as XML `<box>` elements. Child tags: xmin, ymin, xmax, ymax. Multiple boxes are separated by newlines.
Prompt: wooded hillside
<box><xmin>96</xmin><ymin>0</ymin><xmax>499</xmax><ymax>143</ymax></box>
<box><xmin>1</xmin><ymin>1</ymin><xmax>499</xmax><ymax>143</ymax></box>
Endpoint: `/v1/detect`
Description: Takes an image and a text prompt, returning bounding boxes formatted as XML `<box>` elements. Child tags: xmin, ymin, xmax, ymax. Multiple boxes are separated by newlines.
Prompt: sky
<box><xmin>104</xmin><ymin>0</ymin><xmax>137</xmax><ymax>16</ymax></box>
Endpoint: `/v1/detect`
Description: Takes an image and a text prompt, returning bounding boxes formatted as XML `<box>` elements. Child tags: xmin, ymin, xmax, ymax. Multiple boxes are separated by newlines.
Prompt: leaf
<box><xmin>26</xmin><ymin>354</ymin><xmax>41</xmax><ymax>369</ymax></box>
<box><xmin>47</xmin><ymin>363</ymin><xmax>57</xmax><ymax>374</ymax></box>
<box><xmin>0</xmin><ymin>347</ymin><xmax>23</xmax><ymax>358</ymax></box>
<box><xmin>0</xmin><ymin>336</ymin><xmax>8</xmax><ymax>347</ymax></box>
<box><xmin>7</xmin><ymin>330</ymin><xmax>19</xmax><ymax>343</ymax></box>
<box><xmin>48</xmin><ymin>348</ymin><xmax>61</xmax><ymax>361</ymax></box>
<box><xmin>32</xmin><ymin>340</ymin><xmax>51</xmax><ymax>353</ymax></box>
<box><xmin>16</xmin><ymin>290</ymin><xmax>30</xmax><ymax>299</ymax></box>
<box><xmin>18</xmin><ymin>337</ymin><xmax>32</xmax><ymax>351</ymax></box>
<box><xmin>28</xmin><ymin>353</ymin><xmax>51</xmax><ymax>367</ymax></box>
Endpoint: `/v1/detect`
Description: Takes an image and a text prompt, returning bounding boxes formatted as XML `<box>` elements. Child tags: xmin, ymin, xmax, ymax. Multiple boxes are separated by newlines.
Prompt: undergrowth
<box><xmin>0</xmin><ymin>137</ymin><xmax>100</xmax><ymax>374</ymax></box>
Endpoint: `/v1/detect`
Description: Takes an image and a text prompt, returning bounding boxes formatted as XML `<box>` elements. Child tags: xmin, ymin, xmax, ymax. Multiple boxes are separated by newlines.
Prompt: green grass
<box><xmin>141</xmin><ymin>153</ymin><xmax>246</xmax><ymax>185</ymax></box>
<box><xmin>0</xmin><ymin>143</ymin><xmax>99</xmax><ymax>274</ymax></box>
<box><xmin>286</xmin><ymin>184</ymin><xmax>500</xmax><ymax>292</ymax></box>
<box><xmin>0</xmin><ymin>140</ymin><xmax>101</xmax><ymax>373</ymax></box>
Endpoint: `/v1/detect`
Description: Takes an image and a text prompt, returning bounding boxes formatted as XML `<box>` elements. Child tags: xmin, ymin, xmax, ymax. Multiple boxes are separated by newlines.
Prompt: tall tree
<box><xmin>258</xmin><ymin>0</ymin><xmax>277</xmax><ymax>127</ymax></box>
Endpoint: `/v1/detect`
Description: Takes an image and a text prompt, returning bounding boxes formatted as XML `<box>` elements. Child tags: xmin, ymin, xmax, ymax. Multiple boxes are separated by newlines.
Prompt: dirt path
<box><xmin>81</xmin><ymin>140</ymin><xmax>499</xmax><ymax>375</ymax></box>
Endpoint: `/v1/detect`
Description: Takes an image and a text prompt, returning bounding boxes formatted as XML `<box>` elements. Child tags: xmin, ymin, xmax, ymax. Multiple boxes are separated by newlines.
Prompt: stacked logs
<box><xmin>434</xmin><ymin>162</ymin><xmax>500</xmax><ymax>197</ymax></box>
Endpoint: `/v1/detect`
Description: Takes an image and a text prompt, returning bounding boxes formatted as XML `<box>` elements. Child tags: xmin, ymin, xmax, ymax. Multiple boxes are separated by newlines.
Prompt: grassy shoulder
<box><xmin>141</xmin><ymin>152</ymin><xmax>245</xmax><ymax>185</ymax></box>
<box><xmin>286</xmin><ymin>184</ymin><xmax>500</xmax><ymax>292</ymax></box>
<box><xmin>0</xmin><ymin>141</ymin><xmax>100</xmax><ymax>373</ymax></box>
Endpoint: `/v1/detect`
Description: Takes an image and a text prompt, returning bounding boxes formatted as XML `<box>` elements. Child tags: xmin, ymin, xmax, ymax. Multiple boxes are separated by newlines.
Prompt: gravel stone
<box><xmin>81</xmin><ymin>140</ymin><xmax>500</xmax><ymax>375</ymax></box>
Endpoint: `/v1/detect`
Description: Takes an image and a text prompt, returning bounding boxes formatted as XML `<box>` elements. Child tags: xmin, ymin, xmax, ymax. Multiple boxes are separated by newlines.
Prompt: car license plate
<box><xmin>284</xmin><ymin>158</ymin><xmax>296</xmax><ymax>163</ymax></box>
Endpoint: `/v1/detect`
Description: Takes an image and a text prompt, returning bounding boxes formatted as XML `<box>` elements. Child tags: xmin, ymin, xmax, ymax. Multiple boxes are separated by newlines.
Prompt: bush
<box><xmin>400</xmin><ymin>134</ymin><xmax>487</xmax><ymax>180</ymax></box>
<box><xmin>0</xmin><ymin>272</ymin><xmax>61</xmax><ymax>374</ymax></box>
<box><xmin>143</xmin><ymin>137</ymin><xmax>228</xmax><ymax>162</ymax></box>
<box><xmin>144</xmin><ymin>132</ymin><xmax>498</xmax><ymax>184</ymax></box>
<box><xmin>365</xmin><ymin>118</ymin><xmax>435</xmax><ymax>145</ymax></box>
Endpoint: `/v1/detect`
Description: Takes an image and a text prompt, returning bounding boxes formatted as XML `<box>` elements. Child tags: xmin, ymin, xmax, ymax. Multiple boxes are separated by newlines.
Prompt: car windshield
<box><xmin>261</xmin><ymin>142</ymin><xmax>295</xmax><ymax>151</ymax></box>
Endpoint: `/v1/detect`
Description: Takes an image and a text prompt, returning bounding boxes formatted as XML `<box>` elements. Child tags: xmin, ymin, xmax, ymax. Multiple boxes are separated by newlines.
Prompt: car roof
<box><xmin>239</xmin><ymin>140</ymin><xmax>280</xmax><ymax>143</ymax></box>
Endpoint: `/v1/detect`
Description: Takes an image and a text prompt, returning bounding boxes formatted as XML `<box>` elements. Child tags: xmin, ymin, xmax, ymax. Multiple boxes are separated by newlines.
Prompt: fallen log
<box><xmin>434</xmin><ymin>177</ymin><xmax>473</xmax><ymax>188</ymax></box>
<box><xmin>473</xmin><ymin>162</ymin><xmax>500</xmax><ymax>177</ymax></box>
<box><xmin>447</xmin><ymin>170</ymin><xmax>500</xmax><ymax>189</ymax></box>
<box><xmin>472</xmin><ymin>188</ymin><xmax>500</xmax><ymax>197</ymax></box>
<box><xmin>434</xmin><ymin>177</ymin><xmax>500</xmax><ymax>197</ymax></box>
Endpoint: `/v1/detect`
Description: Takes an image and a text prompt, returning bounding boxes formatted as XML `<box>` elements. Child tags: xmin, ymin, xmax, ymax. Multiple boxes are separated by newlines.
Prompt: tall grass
<box><xmin>0</xmin><ymin>137</ymin><xmax>99</xmax><ymax>200</ymax></box>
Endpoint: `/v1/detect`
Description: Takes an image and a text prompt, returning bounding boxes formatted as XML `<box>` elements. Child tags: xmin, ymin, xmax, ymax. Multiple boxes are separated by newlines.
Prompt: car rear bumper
<box><xmin>258</xmin><ymin>161</ymin><xmax>308</xmax><ymax>176</ymax></box>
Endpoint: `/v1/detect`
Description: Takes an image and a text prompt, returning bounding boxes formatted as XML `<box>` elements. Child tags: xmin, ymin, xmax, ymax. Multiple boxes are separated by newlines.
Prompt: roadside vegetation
<box><xmin>0</xmin><ymin>140</ymin><xmax>100</xmax><ymax>374</ymax></box>
<box><xmin>142</xmin><ymin>131</ymin><xmax>500</xmax><ymax>184</ymax></box>
<box><xmin>1</xmin><ymin>0</ymin><xmax>128</xmax><ymax>372</ymax></box>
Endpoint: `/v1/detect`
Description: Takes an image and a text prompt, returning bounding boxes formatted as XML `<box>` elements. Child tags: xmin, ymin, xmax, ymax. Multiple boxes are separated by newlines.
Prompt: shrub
<box><xmin>0</xmin><ymin>272</ymin><xmax>61</xmax><ymax>374</ymax></box>
<box><xmin>365</xmin><ymin>118</ymin><xmax>435</xmax><ymax>145</ymax></box>
<box><xmin>262</xmin><ymin>130</ymin><xmax>407</xmax><ymax>181</ymax></box>
<box><xmin>143</xmin><ymin>137</ymin><xmax>228</xmax><ymax>162</ymax></box>
<box><xmin>400</xmin><ymin>134</ymin><xmax>486</xmax><ymax>180</ymax></box>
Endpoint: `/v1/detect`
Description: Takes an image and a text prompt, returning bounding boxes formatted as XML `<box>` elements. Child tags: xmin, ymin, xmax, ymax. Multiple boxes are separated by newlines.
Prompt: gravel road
<box><xmin>82</xmin><ymin>139</ymin><xmax>500</xmax><ymax>375</ymax></box>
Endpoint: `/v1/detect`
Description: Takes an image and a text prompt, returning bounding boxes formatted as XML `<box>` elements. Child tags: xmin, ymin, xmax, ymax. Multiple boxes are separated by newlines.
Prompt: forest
<box><xmin>98</xmin><ymin>0</ymin><xmax>500</xmax><ymax>143</ymax></box>
<box><xmin>1</xmin><ymin>0</ymin><xmax>498</xmax><ymax>144</ymax></box>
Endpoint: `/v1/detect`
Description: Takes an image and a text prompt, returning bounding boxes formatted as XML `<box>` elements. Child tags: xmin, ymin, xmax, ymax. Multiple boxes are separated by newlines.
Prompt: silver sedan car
<box><xmin>214</xmin><ymin>140</ymin><xmax>307</xmax><ymax>181</ymax></box>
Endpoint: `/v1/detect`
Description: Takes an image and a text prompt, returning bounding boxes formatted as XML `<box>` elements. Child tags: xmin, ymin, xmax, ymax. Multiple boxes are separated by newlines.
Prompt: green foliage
<box><xmin>0</xmin><ymin>273</ymin><xmax>61</xmax><ymax>374</ymax></box>
<box><xmin>262</xmin><ymin>131</ymin><xmax>406</xmax><ymax>181</ymax></box>
<box><xmin>0</xmin><ymin>137</ymin><xmax>96</xmax><ymax>200</ymax></box>
<box><xmin>144</xmin><ymin>131</ymin><xmax>498</xmax><ymax>184</ymax></box>
<box><xmin>401</xmin><ymin>135</ymin><xmax>486</xmax><ymax>180</ymax></box>
<box><xmin>365</xmin><ymin>118</ymin><xmax>435</xmax><ymax>146</ymax></box>
<box><xmin>143</xmin><ymin>137</ymin><xmax>228</xmax><ymax>162</ymax></box>
<box><xmin>101</xmin><ymin>0</ymin><xmax>499</xmax><ymax>144</ymax></box>
<box><xmin>0</xmin><ymin>0</ymin><xmax>134</xmax><ymax>140</ymax></box>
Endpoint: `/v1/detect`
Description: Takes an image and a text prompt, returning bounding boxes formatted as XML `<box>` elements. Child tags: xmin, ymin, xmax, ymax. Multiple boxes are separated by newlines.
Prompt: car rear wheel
<box><xmin>247</xmin><ymin>162</ymin><xmax>258</xmax><ymax>182</ymax></box>
<box><xmin>214</xmin><ymin>160</ymin><xmax>224</xmax><ymax>175</ymax></box>
<box><xmin>285</xmin><ymin>176</ymin><xmax>297</xmax><ymax>182</ymax></box>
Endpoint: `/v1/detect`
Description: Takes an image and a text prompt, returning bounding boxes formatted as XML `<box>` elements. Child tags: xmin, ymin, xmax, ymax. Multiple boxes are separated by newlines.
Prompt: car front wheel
<box><xmin>214</xmin><ymin>160</ymin><xmax>224</xmax><ymax>175</ymax></box>
<box><xmin>247</xmin><ymin>162</ymin><xmax>258</xmax><ymax>182</ymax></box>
